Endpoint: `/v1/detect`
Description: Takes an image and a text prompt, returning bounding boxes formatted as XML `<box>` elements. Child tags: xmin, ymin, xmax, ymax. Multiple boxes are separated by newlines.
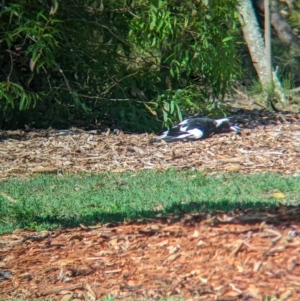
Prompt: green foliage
<box><xmin>1</xmin><ymin>170</ymin><xmax>299</xmax><ymax>233</ymax></box>
<box><xmin>0</xmin><ymin>0</ymin><xmax>241</xmax><ymax>131</ymax></box>
<box><xmin>0</xmin><ymin>82</ymin><xmax>40</xmax><ymax>110</ymax></box>
<box><xmin>129</xmin><ymin>0</ymin><xmax>241</xmax><ymax>97</ymax></box>
<box><xmin>271</xmin><ymin>38</ymin><xmax>300</xmax><ymax>87</ymax></box>
<box><xmin>268</xmin><ymin>1</ymin><xmax>300</xmax><ymax>89</ymax></box>
<box><xmin>154</xmin><ymin>85</ymin><xmax>229</xmax><ymax>129</ymax></box>
<box><xmin>0</xmin><ymin>1</ymin><xmax>63</xmax><ymax>126</ymax></box>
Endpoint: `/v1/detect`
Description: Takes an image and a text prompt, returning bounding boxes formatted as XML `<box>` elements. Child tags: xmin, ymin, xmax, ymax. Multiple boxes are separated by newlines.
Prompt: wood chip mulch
<box><xmin>1</xmin><ymin>110</ymin><xmax>300</xmax><ymax>301</ymax></box>
<box><xmin>1</xmin><ymin>111</ymin><xmax>300</xmax><ymax>179</ymax></box>
<box><xmin>1</xmin><ymin>207</ymin><xmax>300</xmax><ymax>301</ymax></box>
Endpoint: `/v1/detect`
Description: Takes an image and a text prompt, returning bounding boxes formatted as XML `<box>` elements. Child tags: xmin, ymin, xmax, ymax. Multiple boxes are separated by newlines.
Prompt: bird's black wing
<box><xmin>162</xmin><ymin>125</ymin><xmax>184</xmax><ymax>137</ymax></box>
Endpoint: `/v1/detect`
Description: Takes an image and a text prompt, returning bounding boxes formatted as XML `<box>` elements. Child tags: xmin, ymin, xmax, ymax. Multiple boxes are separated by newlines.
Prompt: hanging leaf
<box><xmin>49</xmin><ymin>0</ymin><xmax>59</xmax><ymax>16</ymax></box>
<box><xmin>29</xmin><ymin>58</ymin><xmax>36</xmax><ymax>72</ymax></box>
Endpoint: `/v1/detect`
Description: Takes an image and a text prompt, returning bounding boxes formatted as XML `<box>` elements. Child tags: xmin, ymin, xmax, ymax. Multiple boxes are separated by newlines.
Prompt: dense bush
<box><xmin>0</xmin><ymin>0</ymin><xmax>241</xmax><ymax>131</ymax></box>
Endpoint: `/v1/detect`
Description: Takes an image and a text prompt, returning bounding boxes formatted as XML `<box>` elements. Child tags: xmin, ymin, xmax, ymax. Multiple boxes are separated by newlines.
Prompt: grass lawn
<box><xmin>1</xmin><ymin>169</ymin><xmax>299</xmax><ymax>234</ymax></box>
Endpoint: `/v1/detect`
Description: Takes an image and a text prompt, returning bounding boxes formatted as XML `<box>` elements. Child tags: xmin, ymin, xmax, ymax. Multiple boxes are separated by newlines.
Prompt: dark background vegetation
<box><xmin>1</xmin><ymin>0</ymin><xmax>300</xmax><ymax>132</ymax></box>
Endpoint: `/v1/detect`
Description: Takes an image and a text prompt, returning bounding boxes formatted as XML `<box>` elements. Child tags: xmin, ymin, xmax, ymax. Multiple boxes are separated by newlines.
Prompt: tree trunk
<box><xmin>237</xmin><ymin>0</ymin><xmax>286</xmax><ymax>102</ymax></box>
<box><xmin>265</xmin><ymin>0</ymin><xmax>272</xmax><ymax>81</ymax></box>
<box><xmin>238</xmin><ymin>0</ymin><xmax>270</xmax><ymax>85</ymax></box>
<box><xmin>254</xmin><ymin>0</ymin><xmax>300</xmax><ymax>53</ymax></box>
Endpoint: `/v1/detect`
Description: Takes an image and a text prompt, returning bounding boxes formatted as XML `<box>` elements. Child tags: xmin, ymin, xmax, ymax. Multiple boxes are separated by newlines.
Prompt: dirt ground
<box><xmin>1</xmin><ymin>110</ymin><xmax>300</xmax><ymax>301</ymax></box>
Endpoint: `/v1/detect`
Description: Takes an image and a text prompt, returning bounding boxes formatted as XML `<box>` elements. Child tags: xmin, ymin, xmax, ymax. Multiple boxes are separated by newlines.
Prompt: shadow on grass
<box><xmin>4</xmin><ymin>200</ymin><xmax>300</xmax><ymax>233</ymax></box>
<box><xmin>1</xmin><ymin>170</ymin><xmax>300</xmax><ymax>233</ymax></box>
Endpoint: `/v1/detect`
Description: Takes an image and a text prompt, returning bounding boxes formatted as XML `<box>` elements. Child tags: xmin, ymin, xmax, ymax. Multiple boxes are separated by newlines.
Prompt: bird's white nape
<box><xmin>214</xmin><ymin>118</ymin><xmax>229</xmax><ymax>127</ymax></box>
<box><xmin>179</xmin><ymin>119</ymin><xmax>190</xmax><ymax>125</ymax></box>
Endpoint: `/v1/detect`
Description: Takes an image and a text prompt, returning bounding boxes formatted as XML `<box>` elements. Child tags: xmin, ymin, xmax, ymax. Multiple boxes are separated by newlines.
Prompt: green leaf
<box><xmin>163</xmin><ymin>110</ymin><xmax>168</xmax><ymax>123</ymax></box>
<box><xmin>151</xmin><ymin>36</ymin><xmax>157</xmax><ymax>47</ymax></box>
<box><xmin>19</xmin><ymin>93</ymin><xmax>25</xmax><ymax>110</ymax></box>
<box><xmin>11</xmin><ymin>83</ymin><xmax>23</xmax><ymax>90</ymax></box>
<box><xmin>37</xmin><ymin>12</ymin><xmax>48</xmax><ymax>21</ymax></box>
<box><xmin>42</xmin><ymin>34</ymin><xmax>54</xmax><ymax>39</ymax></box>
<box><xmin>156</xmin><ymin>19</ymin><xmax>164</xmax><ymax>32</ymax></box>
<box><xmin>150</xmin><ymin>4</ymin><xmax>157</xmax><ymax>12</ymax></box>
<box><xmin>170</xmin><ymin>101</ymin><xmax>174</xmax><ymax>114</ymax></box>
<box><xmin>170</xmin><ymin>67</ymin><xmax>174</xmax><ymax>77</ymax></box>
<box><xmin>222</xmin><ymin>36</ymin><xmax>233</xmax><ymax>43</ymax></box>
<box><xmin>2</xmin><ymin>93</ymin><xmax>14</xmax><ymax>109</ymax></box>
<box><xmin>150</xmin><ymin>11</ymin><xmax>157</xmax><ymax>31</ymax></box>
<box><xmin>176</xmin><ymin>103</ymin><xmax>183</xmax><ymax>121</ymax></box>
<box><xmin>164</xmin><ymin>101</ymin><xmax>170</xmax><ymax>112</ymax></box>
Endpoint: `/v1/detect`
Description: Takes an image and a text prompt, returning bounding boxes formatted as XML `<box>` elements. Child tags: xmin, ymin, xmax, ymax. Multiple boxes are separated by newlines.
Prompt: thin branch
<box><xmin>6</xmin><ymin>50</ymin><xmax>14</xmax><ymax>81</ymax></box>
<box><xmin>77</xmin><ymin>94</ymin><xmax>156</xmax><ymax>105</ymax></box>
<box><xmin>65</xmin><ymin>18</ymin><xmax>127</xmax><ymax>45</ymax></box>
<box><xmin>68</xmin><ymin>5</ymin><xmax>142</xmax><ymax>15</ymax></box>
<box><xmin>104</xmin><ymin>68</ymin><xmax>128</xmax><ymax>100</ymax></box>
<box><xmin>42</xmin><ymin>65</ymin><xmax>61</xmax><ymax>103</ymax></box>
<box><xmin>97</xmin><ymin>24</ymin><xmax>127</xmax><ymax>45</ymax></box>
<box><xmin>55</xmin><ymin>64</ymin><xmax>73</xmax><ymax>95</ymax></box>
<box><xmin>100</xmin><ymin>70</ymin><xmax>139</xmax><ymax>96</ymax></box>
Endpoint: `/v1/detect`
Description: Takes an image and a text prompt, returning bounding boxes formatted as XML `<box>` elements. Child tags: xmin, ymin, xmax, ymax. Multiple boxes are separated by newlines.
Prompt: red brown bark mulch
<box><xmin>1</xmin><ymin>207</ymin><xmax>300</xmax><ymax>301</ymax></box>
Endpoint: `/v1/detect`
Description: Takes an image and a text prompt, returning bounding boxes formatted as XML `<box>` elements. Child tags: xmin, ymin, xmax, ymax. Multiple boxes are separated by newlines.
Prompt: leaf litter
<box><xmin>1</xmin><ymin>112</ymin><xmax>300</xmax><ymax>179</ymax></box>
<box><xmin>1</xmin><ymin>110</ymin><xmax>300</xmax><ymax>300</ymax></box>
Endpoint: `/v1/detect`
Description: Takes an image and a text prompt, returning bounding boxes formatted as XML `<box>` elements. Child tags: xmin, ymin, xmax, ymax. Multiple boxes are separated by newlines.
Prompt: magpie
<box><xmin>152</xmin><ymin>117</ymin><xmax>240</xmax><ymax>142</ymax></box>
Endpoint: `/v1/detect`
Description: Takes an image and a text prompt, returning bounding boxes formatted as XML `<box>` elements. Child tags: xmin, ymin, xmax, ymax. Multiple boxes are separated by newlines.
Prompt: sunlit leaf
<box><xmin>222</xmin><ymin>36</ymin><xmax>233</xmax><ymax>43</ymax></box>
<box><xmin>272</xmin><ymin>192</ymin><xmax>286</xmax><ymax>199</ymax></box>
<box><xmin>30</xmin><ymin>58</ymin><xmax>36</xmax><ymax>72</ymax></box>
<box><xmin>225</xmin><ymin>165</ymin><xmax>240</xmax><ymax>172</ymax></box>
<box><xmin>49</xmin><ymin>0</ymin><xmax>58</xmax><ymax>16</ymax></box>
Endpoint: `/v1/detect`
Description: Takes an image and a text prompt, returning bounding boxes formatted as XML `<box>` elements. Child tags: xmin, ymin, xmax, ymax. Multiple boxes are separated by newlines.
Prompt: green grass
<box><xmin>1</xmin><ymin>169</ymin><xmax>300</xmax><ymax>234</ymax></box>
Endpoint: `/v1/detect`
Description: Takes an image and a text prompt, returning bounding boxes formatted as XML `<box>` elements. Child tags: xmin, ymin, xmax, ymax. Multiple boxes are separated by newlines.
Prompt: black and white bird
<box><xmin>152</xmin><ymin>117</ymin><xmax>240</xmax><ymax>142</ymax></box>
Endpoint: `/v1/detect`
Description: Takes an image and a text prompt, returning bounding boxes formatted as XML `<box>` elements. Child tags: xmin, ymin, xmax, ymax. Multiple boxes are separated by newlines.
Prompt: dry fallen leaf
<box><xmin>273</xmin><ymin>192</ymin><xmax>286</xmax><ymax>199</ymax></box>
<box><xmin>224</xmin><ymin>165</ymin><xmax>240</xmax><ymax>172</ymax></box>
<box><xmin>1</xmin><ymin>112</ymin><xmax>300</xmax><ymax>179</ymax></box>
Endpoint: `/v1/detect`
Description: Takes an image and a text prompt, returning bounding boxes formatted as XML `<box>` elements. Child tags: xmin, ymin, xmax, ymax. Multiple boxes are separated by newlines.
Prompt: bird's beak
<box><xmin>230</xmin><ymin>125</ymin><xmax>240</xmax><ymax>132</ymax></box>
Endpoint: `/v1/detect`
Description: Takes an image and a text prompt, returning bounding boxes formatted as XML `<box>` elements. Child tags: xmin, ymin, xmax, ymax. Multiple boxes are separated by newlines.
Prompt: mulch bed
<box><xmin>1</xmin><ymin>110</ymin><xmax>300</xmax><ymax>300</ymax></box>
<box><xmin>1</xmin><ymin>207</ymin><xmax>300</xmax><ymax>301</ymax></box>
<box><xmin>1</xmin><ymin>110</ymin><xmax>300</xmax><ymax>179</ymax></box>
